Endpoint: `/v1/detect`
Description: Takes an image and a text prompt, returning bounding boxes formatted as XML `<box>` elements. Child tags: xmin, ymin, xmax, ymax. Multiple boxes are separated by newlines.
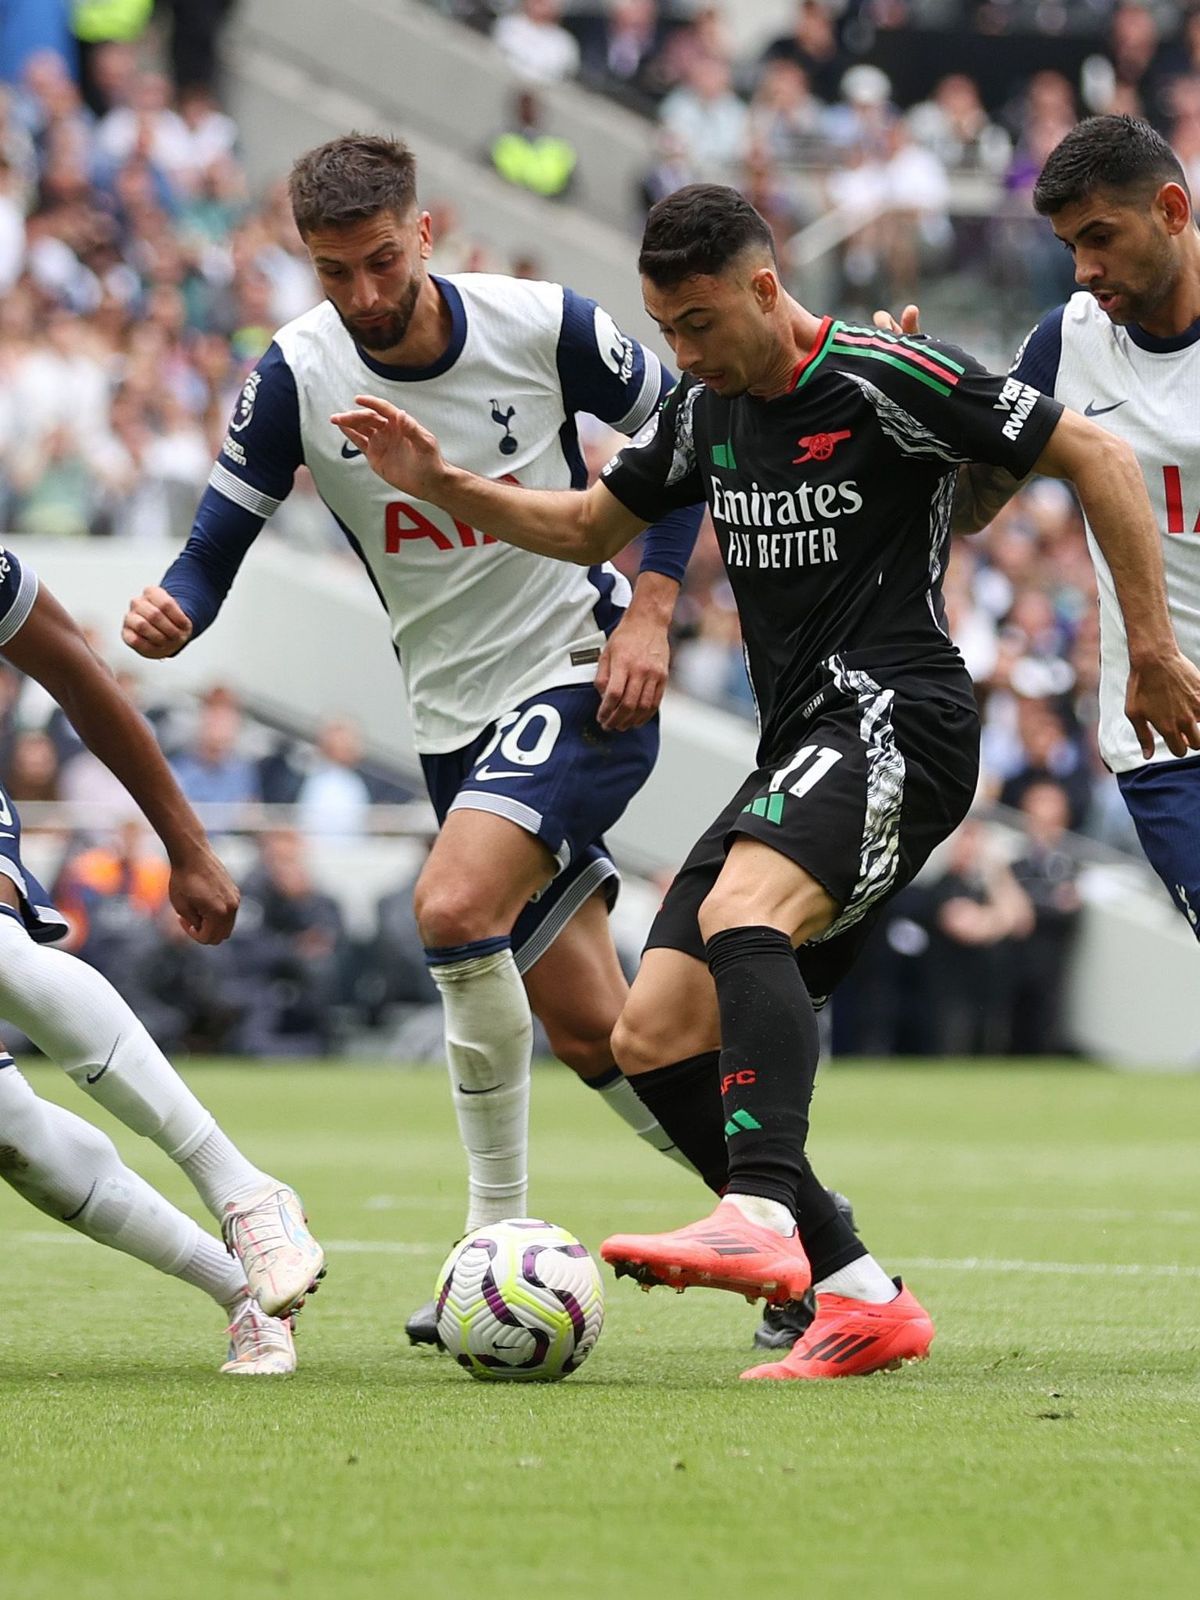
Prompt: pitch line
<box><xmin>11</xmin><ymin>1231</ymin><xmax>1199</xmax><ymax>1278</ymax></box>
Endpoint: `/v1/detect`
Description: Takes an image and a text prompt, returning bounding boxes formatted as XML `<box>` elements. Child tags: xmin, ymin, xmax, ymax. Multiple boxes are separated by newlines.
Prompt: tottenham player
<box><xmin>333</xmin><ymin>183</ymin><xmax>1200</xmax><ymax>1380</ymax></box>
<box><xmin>0</xmin><ymin>541</ymin><xmax>322</xmax><ymax>1374</ymax></box>
<box><xmin>885</xmin><ymin>117</ymin><xmax>1200</xmax><ymax>937</ymax></box>
<box><xmin>121</xmin><ymin>134</ymin><xmax>725</xmax><ymax>1347</ymax></box>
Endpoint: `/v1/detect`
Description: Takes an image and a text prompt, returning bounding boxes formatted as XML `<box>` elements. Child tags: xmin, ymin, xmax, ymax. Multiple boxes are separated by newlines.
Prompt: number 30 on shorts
<box><xmin>477</xmin><ymin>703</ymin><xmax>563</xmax><ymax>771</ymax></box>
<box><xmin>770</xmin><ymin>744</ymin><xmax>843</xmax><ymax>800</ymax></box>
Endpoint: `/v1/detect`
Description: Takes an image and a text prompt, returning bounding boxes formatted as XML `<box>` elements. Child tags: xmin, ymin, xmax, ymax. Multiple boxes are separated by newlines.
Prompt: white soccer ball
<box><xmin>434</xmin><ymin>1218</ymin><xmax>605</xmax><ymax>1382</ymax></box>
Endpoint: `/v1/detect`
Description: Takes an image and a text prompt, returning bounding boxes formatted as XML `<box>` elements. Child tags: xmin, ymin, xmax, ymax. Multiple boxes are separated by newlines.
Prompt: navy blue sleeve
<box><xmin>1009</xmin><ymin>306</ymin><xmax>1064</xmax><ymax>394</ymax></box>
<box><xmin>638</xmin><ymin>502</ymin><xmax>703</xmax><ymax>582</ymax></box>
<box><xmin>160</xmin><ymin>489</ymin><xmax>266</xmax><ymax>640</ymax></box>
<box><xmin>207</xmin><ymin>342</ymin><xmax>304</xmax><ymax>513</ymax></box>
<box><xmin>555</xmin><ymin>287</ymin><xmax>666</xmax><ymax>435</ymax></box>
<box><xmin>162</xmin><ymin>342</ymin><xmax>304</xmax><ymax>639</ymax></box>
<box><xmin>0</xmin><ymin>542</ymin><xmax>38</xmax><ymax>649</ymax></box>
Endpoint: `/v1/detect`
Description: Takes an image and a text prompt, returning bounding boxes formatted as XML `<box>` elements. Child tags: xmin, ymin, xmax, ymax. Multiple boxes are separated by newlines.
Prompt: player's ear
<box><xmin>750</xmin><ymin>266</ymin><xmax>779</xmax><ymax>314</ymax></box>
<box><xmin>418</xmin><ymin>210</ymin><xmax>434</xmax><ymax>259</ymax></box>
<box><xmin>1157</xmin><ymin>181</ymin><xmax>1192</xmax><ymax>237</ymax></box>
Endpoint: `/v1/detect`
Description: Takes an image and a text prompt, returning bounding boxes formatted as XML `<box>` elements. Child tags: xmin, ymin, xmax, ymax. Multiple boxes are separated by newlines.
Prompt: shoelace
<box><xmin>222</xmin><ymin>1191</ymin><xmax>294</xmax><ymax>1268</ymax></box>
<box><xmin>225</xmin><ymin>1302</ymin><xmax>293</xmax><ymax>1361</ymax></box>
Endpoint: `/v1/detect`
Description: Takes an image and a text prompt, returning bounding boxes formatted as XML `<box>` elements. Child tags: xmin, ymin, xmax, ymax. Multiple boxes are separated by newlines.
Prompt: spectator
<box><xmin>489</xmin><ymin>89</ymin><xmax>578</xmax><ymax>201</ymax></box>
<box><xmin>927</xmin><ymin>817</ymin><xmax>1034</xmax><ymax>1056</ymax></box>
<box><xmin>760</xmin><ymin>0</ymin><xmax>846</xmax><ymax>104</ymax></box>
<box><xmin>3</xmin><ymin>728</ymin><xmax>61</xmax><ymax>809</ymax></box>
<box><xmin>579</xmin><ymin>0</ymin><xmax>671</xmax><ymax>114</ymax></box>
<box><xmin>659</xmin><ymin>55</ymin><xmax>748</xmax><ymax>181</ymax></box>
<box><xmin>296</xmin><ymin>719</ymin><xmax>373</xmax><ymax>839</ymax></box>
<box><xmin>1008</xmin><ymin>780</ymin><xmax>1083</xmax><ymax>1055</ymax></box>
<box><xmin>999</xmin><ymin>697</ymin><xmax>1092</xmax><ymax>832</ymax></box>
<box><xmin>907</xmin><ymin>73</ymin><xmax>1011</xmax><ymax>176</ymax></box>
<box><xmin>746</xmin><ymin>58</ymin><xmax>827</xmax><ymax>167</ymax></box>
<box><xmin>225</xmin><ymin>829</ymin><xmax>348</xmax><ymax>1056</ymax></box>
<box><xmin>637</xmin><ymin>126</ymin><xmax>695</xmax><ymax>215</ymax></box>
<box><xmin>169</xmin><ymin>696</ymin><xmax>261</xmax><ymax>810</ymax></box>
<box><xmin>492</xmin><ymin>0</ymin><xmax>581</xmax><ymax>86</ymax></box>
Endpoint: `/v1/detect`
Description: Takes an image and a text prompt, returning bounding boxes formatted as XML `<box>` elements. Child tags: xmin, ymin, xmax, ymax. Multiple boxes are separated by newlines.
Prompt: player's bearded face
<box><xmin>1056</xmin><ymin>195</ymin><xmax>1180</xmax><ymax>327</ymax></box>
<box><xmin>307</xmin><ymin>211</ymin><xmax>429</xmax><ymax>354</ymax></box>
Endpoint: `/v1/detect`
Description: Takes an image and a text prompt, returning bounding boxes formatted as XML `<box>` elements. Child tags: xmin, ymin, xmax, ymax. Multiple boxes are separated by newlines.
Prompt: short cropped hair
<box><xmin>638</xmin><ymin>184</ymin><xmax>777</xmax><ymax>287</ymax></box>
<box><xmin>288</xmin><ymin>133</ymin><xmax>418</xmax><ymax>236</ymax></box>
<box><xmin>1033</xmin><ymin>115</ymin><xmax>1188</xmax><ymax>215</ymax></box>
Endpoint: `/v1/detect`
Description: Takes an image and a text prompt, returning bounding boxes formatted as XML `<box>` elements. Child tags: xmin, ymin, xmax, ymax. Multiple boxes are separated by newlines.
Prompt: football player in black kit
<box><xmin>333</xmin><ymin>185</ymin><xmax>1200</xmax><ymax>1380</ymax></box>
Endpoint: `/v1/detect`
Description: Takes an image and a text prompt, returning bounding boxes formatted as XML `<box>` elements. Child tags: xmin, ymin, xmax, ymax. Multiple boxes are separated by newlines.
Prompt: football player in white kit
<box><xmin>122</xmin><ymin>133</ymin><xmax>729</xmax><ymax>1345</ymax></box>
<box><xmin>0</xmin><ymin>542</ymin><xmax>323</xmax><ymax>1374</ymax></box>
<box><xmin>879</xmin><ymin>116</ymin><xmax>1200</xmax><ymax>934</ymax></box>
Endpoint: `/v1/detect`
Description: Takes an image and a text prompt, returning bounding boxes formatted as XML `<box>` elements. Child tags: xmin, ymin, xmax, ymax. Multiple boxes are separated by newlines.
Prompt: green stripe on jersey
<box><xmin>792</xmin><ymin>319</ymin><xmax>839</xmax><ymax>391</ymax></box>
<box><xmin>830</xmin><ymin>341</ymin><xmax>953</xmax><ymax>396</ymax></box>
<box><xmin>839</xmin><ymin>326</ymin><xmax>967</xmax><ymax>375</ymax></box>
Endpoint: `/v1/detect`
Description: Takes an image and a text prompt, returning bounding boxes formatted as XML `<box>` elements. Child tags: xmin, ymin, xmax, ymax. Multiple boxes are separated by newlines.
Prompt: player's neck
<box><xmin>747</xmin><ymin>303</ymin><xmax>825</xmax><ymax>399</ymax></box>
<box><xmin>371</xmin><ymin>274</ymin><xmax>454</xmax><ymax>367</ymax></box>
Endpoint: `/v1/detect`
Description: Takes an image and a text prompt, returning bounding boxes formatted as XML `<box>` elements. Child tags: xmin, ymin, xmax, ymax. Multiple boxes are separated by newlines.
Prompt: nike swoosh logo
<box><xmin>86</xmin><ymin>1036</ymin><xmax>120</xmax><ymax>1085</ymax></box>
<box><xmin>458</xmin><ymin>1082</ymin><xmax>504</xmax><ymax>1095</ymax></box>
<box><xmin>62</xmin><ymin>1179</ymin><xmax>97</xmax><ymax>1223</ymax></box>
<box><xmin>0</xmin><ymin>832</ymin><xmax>13</xmax><ymax>839</ymax></box>
<box><xmin>472</xmin><ymin>769</ymin><xmax>527</xmax><ymax>782</ymax></box>
<box><xmin>340</xmin><ymin>440</ymin><xmax>363</xmax><ymax>459</ymax></box>
<box><xmin>1084</xmin><ymin>399</ymin><xmax>1127</xmax><ymax>417</ymax></box>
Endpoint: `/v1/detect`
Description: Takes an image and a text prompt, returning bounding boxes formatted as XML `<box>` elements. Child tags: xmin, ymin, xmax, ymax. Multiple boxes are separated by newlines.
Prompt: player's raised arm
<box><xmin>1033</xmin><ymin>407</ymin><xmax>1200</xmax><ymax>759</ymax></box>
<box><xmin>332</xmin><ymin>395</ymin><xmax>649</xmax><ymax>562</ymax></box>
<box><xmin>3</xmin><ymin>583</ymin><xmax>239</xmax><ymax>943</ymax></box>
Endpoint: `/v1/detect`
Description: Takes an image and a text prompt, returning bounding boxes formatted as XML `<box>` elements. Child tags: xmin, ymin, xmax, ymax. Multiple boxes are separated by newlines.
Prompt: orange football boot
<box><xmin>740</xmin><ymin>1280</ymin><xmax>933</xmax><ymax>1379</ymax></box>
<box><xmin>600</xmin><ymin>1198</ymin><xmax>811</xmax><ymax>1305</ymax></box>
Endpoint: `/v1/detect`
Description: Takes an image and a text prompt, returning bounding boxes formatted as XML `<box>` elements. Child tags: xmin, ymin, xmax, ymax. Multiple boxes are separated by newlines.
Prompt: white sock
<box><xmin>814</xmin><ymin>1255</ymin><xmax>899</xmax><ymax>1303</ymax></box>
<box><xmin>0</xmin><ymin>918</ymin><xmax>270</xmax><ymax>1216</ymax></box>
<box><xmin>177</xmin><ymin>1126</ymin><xmax>273</xmax><ymax>1215</ymax></box>
<box><xmin>723</xmin><ymin>1192</ymin><xmax>796</xmax><ymax>1236</ymax></box>
<box><xmin>0</xmin><ymin>1055</ymin><xmax>248</xmax><ymax>1311</ymax></box>
<box><xmin>587</xmin><ymin>1069</ymin><xmax>698</xmax><ymax>1173</ymax></box>
<box><xmin>428</xmin><ymin>941</ymin><xmax>532</xmax><ymax>1232</ymax></box>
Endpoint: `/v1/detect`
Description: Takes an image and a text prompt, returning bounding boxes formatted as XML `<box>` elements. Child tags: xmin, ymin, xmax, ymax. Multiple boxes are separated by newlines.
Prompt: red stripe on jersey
<box><xmin>832</xmin><ymin>330</ymin><xmax>961</xmax><ymax>385</ymax></box>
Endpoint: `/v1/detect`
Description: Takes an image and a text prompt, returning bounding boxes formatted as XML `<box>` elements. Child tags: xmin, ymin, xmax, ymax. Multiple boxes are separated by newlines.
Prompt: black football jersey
<box><xmin>602</xmin><ymin>319</ymin><xmax>1062</xmax><ymax>763</ymax></box>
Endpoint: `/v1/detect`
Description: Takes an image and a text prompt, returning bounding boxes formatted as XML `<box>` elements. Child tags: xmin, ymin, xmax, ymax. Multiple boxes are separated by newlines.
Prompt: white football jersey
<box><xmin>178</xmin><ymin>275</ymin><xmax>675</xmax><ymax>753</ymax></box>
<box><xmin>1013</xmin><ymin>290</ymin><xmax>1200</xmax><ymax>772</ymax></box>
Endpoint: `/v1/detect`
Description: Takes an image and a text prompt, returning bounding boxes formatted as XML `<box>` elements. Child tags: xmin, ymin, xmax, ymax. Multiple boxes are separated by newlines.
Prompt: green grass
<box><xmin>1</xmin><ymin>1061</ymin><xmax>1198</xmax><ymax>1600</ymax></box>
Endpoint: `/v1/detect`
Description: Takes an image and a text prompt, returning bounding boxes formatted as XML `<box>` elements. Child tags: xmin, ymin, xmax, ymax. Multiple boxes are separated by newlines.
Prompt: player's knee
<box><xmin>413</xmin><ymin>879</ymin><xmax>506</xmax><ymax>951</ymax></box>
<box><xmin>611</xmin><ymin>1003</ymin><xmax>673</xmax><ymax>1077</ymax></box>
<box><xmin>543</xmin><ymin>1016</ymin><xmax>615</xmax><ymax>1079</ymax></box>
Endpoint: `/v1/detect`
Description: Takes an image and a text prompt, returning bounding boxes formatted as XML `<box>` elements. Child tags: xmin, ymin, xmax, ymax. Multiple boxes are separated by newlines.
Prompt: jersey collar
<box><xmin>1125</xmin><ymin>312</ymin><xmax>1200</xmax><ymax>353</ymax></box>
<box><xmin>354</xmin><ymin>276</ymin><xmax>467</xmax><ymax>381</ymax></box>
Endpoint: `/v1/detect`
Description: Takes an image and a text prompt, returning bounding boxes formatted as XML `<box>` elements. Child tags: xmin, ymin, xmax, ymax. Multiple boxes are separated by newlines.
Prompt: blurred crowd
<box><xmin>451</xmin><ymin>0</ymin><xmax>1200</xmax><ymax>313</ymax></box>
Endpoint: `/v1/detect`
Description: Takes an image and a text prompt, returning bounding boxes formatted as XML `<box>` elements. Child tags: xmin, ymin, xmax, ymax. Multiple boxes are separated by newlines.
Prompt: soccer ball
<box><xmin>434</xmin><ymin>1218</ymin><xmax>605</xmax><ymax>1382</ymax></box>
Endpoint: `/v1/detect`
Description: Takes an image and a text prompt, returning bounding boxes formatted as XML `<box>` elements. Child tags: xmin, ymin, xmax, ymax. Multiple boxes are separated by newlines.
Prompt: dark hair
<box><xmin>1033</xmin><ymin>115</ymin><xmax>1188</xmax><ymax>215</ymax></box>
<box><xmin>638</xmin><ymin>184</ymin><xmax>777</xmax><ymax>287</ymax></box>
<box><xmin>288</xmin><ymin>133</ymin><xmax>418</xmax><ymax>236</ymax></box>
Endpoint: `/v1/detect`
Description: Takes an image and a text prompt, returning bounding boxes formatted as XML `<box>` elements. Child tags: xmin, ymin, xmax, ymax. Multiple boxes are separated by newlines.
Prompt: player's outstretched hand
<box><xmin>168</xmin><ymin>845</ymin><xmax>240</xmax><ymax>945</ymax></box>
<box><xmin>1126</xmin><ymin>648</ymin><xmax>1200</xmax><ymax>759</ymax></box>
<box><xmin>331</xmin><ymin>395</ymin><xmax>447</xmax><ymax>499</ymax></box>
<box><xmin>871</xmin><ymin>304</ymin><xmax>922</xmax><ymax>337</ymax></box>
<box><xmin>122</xmin><ymin>586</ymin><xmax>193</xmax><ymax>658</ymax></box>
<box><xmin>596</xmin><ymin>609</ymin><xmax>670</xmax><ymax>730</ymax></box>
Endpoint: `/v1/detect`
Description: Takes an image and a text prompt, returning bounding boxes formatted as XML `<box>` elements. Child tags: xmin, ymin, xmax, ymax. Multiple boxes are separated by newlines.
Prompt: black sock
<box><xmin>625</xmin><ymin>1052</ymin><xmax>727</xmax><ymax>1194</ymax></box>
<box><xmin>705</xmin><ymin>925</ymin><xmax>819</xmax><ymax>1213</ymax></box>
<box><xmin>794</xmin><ymin>1159</ymin><xmax>867</xmax><ymax>1280</ymax></box>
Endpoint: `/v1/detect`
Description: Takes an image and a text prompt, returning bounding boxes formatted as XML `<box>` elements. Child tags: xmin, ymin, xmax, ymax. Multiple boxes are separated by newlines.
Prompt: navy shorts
<box><xmin>420</xmin><ymin>684</ymin><xmax>659</xmax><ymax>973</ymax></box>
<box><xmin>0</xmin><ymin>780</ymin><xmax>68</xmax><ymax>944</ymax></box>
<box><xmin>1117</xmin><ymin>756</ymin><xmax>1200</xmax><ymax>939</ymax></box>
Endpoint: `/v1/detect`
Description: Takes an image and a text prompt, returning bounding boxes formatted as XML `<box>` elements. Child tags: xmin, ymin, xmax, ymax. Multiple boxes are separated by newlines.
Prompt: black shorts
<box><xmin>646</xmin><ymin>685</ymin><xmax>979</xmax><ymax>1006</ymax></box>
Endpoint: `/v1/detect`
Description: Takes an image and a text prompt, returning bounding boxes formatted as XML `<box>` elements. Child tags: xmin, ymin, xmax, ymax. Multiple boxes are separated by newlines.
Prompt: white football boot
<box><xmin>220</xmin><ymin>1296</ymin><xmax>297</xmax><ymax>1376</ymax></box>
<box><xmin>221</xmin><ymin>1183</ymin><xmax>326</xmax><ymax>1317</ymax></box>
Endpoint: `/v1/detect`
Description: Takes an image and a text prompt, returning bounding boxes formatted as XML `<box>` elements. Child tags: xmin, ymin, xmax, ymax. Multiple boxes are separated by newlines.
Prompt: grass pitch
<box><xmin>1</xmin><ymin>1061</ymin><xmax>1197</xmax><ymax>1600</ymax></box>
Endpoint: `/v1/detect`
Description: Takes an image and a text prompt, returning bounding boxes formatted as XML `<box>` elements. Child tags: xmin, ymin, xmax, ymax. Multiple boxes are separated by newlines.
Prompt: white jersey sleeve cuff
<box><xmin>0</xmin><ymin>566</ymin><xmax>38</xmax><ymax>648</ymax></box>
<box><xmin>208</xmin><ymin>462</ymin><xmax>283</xmax><ymax>518</ymax></box>
<box><xmin>615</xmin><ymin>349</ymin><xmax>664</xmax><ymax>435</ymax></box>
